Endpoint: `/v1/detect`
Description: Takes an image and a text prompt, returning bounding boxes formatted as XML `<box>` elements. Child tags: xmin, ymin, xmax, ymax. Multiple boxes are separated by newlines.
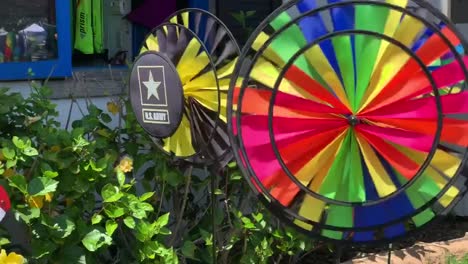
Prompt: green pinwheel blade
<box><xmin>333</xmin><ymin>36</ymin><xmax>356</xmax><ymax>108</ymax></box>
<box><xmin>319</xmin><ymin>129</ymin><xmax>365</xmax><ymax>203</ymax></box>
<box><xmin>269</xmin><ymin>12</ymin><xmax>330</xmax><ymax>90</ymax></box>
<box><xmin>354</xmin><ymin>5</ymin><xmax>390</xmax><ymax>111</ymax></box>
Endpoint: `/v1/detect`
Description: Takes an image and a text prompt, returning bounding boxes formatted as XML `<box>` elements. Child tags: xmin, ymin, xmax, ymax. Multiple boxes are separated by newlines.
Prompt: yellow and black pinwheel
<box><xmin>130</xmin><ymin>9</ymin><xmax>240</xmax><ymax>165</ymax></box>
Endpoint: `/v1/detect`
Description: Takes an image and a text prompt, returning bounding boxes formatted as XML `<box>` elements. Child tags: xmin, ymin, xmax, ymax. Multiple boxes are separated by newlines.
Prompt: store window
<box><xmin>0</xmin><ymin>0</ymin><xmax>57</xmax><ymax>63</ymax></box>
<box><xmin>0</xmin><ymin>0</ymin><xmax>206</xmax><ymax>81</ymax></box>
<box><xmin>72</xmin><ymin>0</ymin><xmax>133</xmax><ymax>68</ymax></box>
<box><xmin>0</xmin><ymin>0</ymin><xmax>71</xmax><ymax>81</ymax></box>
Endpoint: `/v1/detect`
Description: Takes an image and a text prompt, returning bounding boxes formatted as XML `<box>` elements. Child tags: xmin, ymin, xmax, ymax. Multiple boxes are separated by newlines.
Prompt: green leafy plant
<box><xmin>231</xmin><ymin>10</ymin><xmax>257</xmax><ymax>40</ymax></box>
<box><xmin>447</xmin><ymin>254</ymin><xmax>468</xmax><ymax>264</ymax></box>
<box><xmin>0</xmin><ymin>79</ymin><xmax>316</xmax><ymax>263</ymax></box>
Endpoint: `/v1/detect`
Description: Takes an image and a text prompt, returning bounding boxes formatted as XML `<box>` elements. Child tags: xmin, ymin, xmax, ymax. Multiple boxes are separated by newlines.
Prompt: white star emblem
<box><xmin>143</xmin><ymin>71</ymin><xmax>161</xmax><ymax>100</ymax></box>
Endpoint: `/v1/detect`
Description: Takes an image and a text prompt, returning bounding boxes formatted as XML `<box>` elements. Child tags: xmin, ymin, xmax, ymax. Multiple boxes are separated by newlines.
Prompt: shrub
<box><xmin>0</xmin><ymin>82</ymin><xmax>315</xmax><ymax>264</ymax></box>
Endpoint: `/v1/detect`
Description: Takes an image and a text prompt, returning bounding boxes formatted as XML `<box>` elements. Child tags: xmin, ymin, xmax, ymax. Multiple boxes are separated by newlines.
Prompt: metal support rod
<box><xmin>441</xmin><ymin>0</ymin><xmax>450</xmax><ymax>17</ymax></box>
<box><xmin>387</xmin><ymin>243</ymin><xmax>393</xmax><ymax>264</ymax></box>
<box><xmin>335</xmin><ymin>245</ymin><xmax>343</xmax><ymax>264</ymax></box>
<box><xmin>206</xmin><ymin>165</ymin><xmax>218</xmax><ymax>264</ymax></box>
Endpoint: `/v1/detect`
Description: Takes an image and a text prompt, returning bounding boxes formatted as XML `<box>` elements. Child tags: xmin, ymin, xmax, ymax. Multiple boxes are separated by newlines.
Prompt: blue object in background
<box><xmin>132</xmin><ymin>0</ymin><xmax>211</xmax><ymax>60</ymax></box>
<box><xmin>0</xmin><ymin>0</ymin><xmax>72</xmax><ymax>81</ymax></box>
<box><xmin>189</xmin><ymin>0</ymin><xmax>209</xmax><ymax>10</ymax></box>
<box><xmin>132</xmin><ymin>24</ymin><xmax>150</xmax><ymax>60</ymax></box>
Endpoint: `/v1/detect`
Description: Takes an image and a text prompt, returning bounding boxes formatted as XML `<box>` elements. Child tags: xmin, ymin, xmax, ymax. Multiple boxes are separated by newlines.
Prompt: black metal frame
<box><xmin>227</xmin><ymin>0</ymin><xmax>468</xmax><ymax>246</ymax></box>
<box><xmin>267</xmin><ymin>30</ymin><xmax>442</xmax><ymax>207</ymax></box>
<box><xmin>130</xmin><ymin>9</ymin><xmax>242</xmax><ymax>263</ymax></box>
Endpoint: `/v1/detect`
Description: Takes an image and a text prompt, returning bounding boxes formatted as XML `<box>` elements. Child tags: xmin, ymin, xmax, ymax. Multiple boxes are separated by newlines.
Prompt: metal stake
<box><xmin>387</xmin><ymin>243</ymin><xmax>393</xmax><ymax>264</ymax></box>
<box><xmin>206</xmin><ymin>165</ymin><xmax>218</xmax><ymax>264</ymax></box>
<box><xmin>335</xmin><ymin>245</ymin><xmax>343</xmax><ymax>264</ymax></box>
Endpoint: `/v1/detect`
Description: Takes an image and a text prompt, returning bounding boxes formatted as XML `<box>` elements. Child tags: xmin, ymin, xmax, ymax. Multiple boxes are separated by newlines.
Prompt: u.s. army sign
<box><xmin>129</xmin><ymin>52</ymin><xmax>184</xmax><ymax>138</ymax></box>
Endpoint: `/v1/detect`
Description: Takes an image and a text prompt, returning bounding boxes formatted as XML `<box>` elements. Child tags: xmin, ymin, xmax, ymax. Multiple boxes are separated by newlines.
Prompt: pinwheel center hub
<box><xmin>347</xmin><ymin>115</ymin><xmax>360</xmax><ymax>126</ymax></box>
<box><xmin>129</xmin><ymin>51</ymin><xmax>184</xmax><ymax>138</ymax></box>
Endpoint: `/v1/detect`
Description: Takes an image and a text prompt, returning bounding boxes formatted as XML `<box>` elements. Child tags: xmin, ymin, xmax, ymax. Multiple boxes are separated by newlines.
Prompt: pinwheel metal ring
<box><xmin>228</xmin><ymin>0</ymin><xmax>468</xmax><ymax>244</ymax></box>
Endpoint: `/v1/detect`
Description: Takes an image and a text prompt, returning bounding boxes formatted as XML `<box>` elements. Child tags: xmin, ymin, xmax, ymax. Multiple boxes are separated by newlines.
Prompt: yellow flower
<box><xmin>118</xmin><ymin>156</ymin><xmax>133</xmax><ymax>173</ymax></box>
<box><xmin>27</xmin><ymin>192</ymin><xmax>54</xmax><ymax>209</ymax></box>
<box><xmin>27</xmin><ymin>195</ymin><xmax>44</xmax><ymax>209</ymax></box>
<box><xmin>50</xmin><ymin>145</ymin><xmax>61</xmax><ymax>153</ymax></box>
<box><xmin>107</xmin><ymin>101</ymin><xmax>120</xmax><ymax>115</ymax></box>
<box><xmin>3</xmin><ymin>168</ymin><xmax>15</xmax><ymax>178</ymax></box>
<box><xmin>65</xmin><ymin>198</ymin><xmax>74</xmax><ymax>207</ymax></box>
<box><xmin>45</xmin><ymin>193</ymin><xmax>54</xmax><ymax>202</ymax></box>
<box><xmin>0</xmin><ymin>249</ymin><xmax>25</xmax><ymax>264</ymax></box>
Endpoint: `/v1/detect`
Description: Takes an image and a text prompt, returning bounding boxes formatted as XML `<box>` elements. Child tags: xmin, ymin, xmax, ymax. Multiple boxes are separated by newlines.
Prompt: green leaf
<box><xmin>57</xmin><ymin>246</ymin><xmax>88</xmax><ymax>264</ymax></box>
<box><xmin>43</xmin><ymin>170</ymin><xmax>59</xmax><ymax>178</ymax></box>
<box><xmin>141</xmin><ymin>241</ymin><xmax>159</xmax><ymax>259</ymax></box>
<box><xmin>159</xmin><ymin>227</ymin><xmax>172</xmax><ymax>235</ymax></box>
<box><xmin>73</xmin><ymin>136</ymin><xmax>90</xmax><ymax>152</ymax></box>
<box><xmin>91</xmin><ymin>214</ymin><xmax>103</xmax><ymax>225</ymax></box>
<box><xmin>9</xmin><ymin>174</ymin><xmax>28</xmax><ymax>194</ymax></box>
<box><xmin>101</xmin><ymin>113</ymin><xmax>112</xmax><ymax>123</ymax></box>
<box><xmin>105</xmin><ymin>220</ymin><xmax>118</xmax><ymax>236</ymax></box>
<box><xmin>241</xmin><ymin>217</ymin><xmax>256</xmax><ymax>229</ymax></box>
<box><xmin>298</xmin><ymin>240</ymin><xmax>306</xmax><ymax>251</ymax></box>
<box><xmin>139</xmin><ymin>192</ymin><xmax>154</xmax><ymax>202</ymax></box>
<box><xmin>96</xmin><ymin>128</ymin><xmax>113</xmax><ymax>138</ymax></box>
<box><xmin>101</xmin><ymin>184</ymin><xmax>123</xmax><ymax>203</ymax></box>
<box><xmin>104</xmin><ymin>204</ymin><xmax>125</xmax><ymax>218</ymax></box>
<box><xmin>0</xmin><ymin>237</ymin><xmax>10</xmax><ymax>246</ymax></box>
<box><xmin>28</xmin><ymin>177</ymin><xmax>59</xmax><ymax>196</ymax></box>
<box><xmin>12</xmin><ymin>136</ymin><xmax>26</xmax><ymax>149</ymax></box>
<box><xmin>181</xmin><ymin>240</ymin><xmax>196</xmax><ymax>259</ymax></box>
<box><xmin>139</xmin><ymin>202</ymin><xmax>154</xmax><ymax>212</ymax></box>
<box><xmin>32</xmin><ymin>239</ymin><xmax>57</xmax><ymax>259</ymax></box>
<box><xmin>272</xmin><ymin>230</ymin><xmax>283</xmax><ymax>239</ymax></box>
<box><xmin>253</xmin><ymin>213</ymin><xmax>263</xmax><ymax>222</ymax></box>
<box><xmin>135</xmin><ymin>221</ymin><xmax>152</xmax><ymax>242</ymax></box>
<box><xmin>231</xmin><ymin>12</ymin><xmax>244</xmax><ymax>24</ymax></box>
<box><xmin>165</xmin><ymin>170</ymin><xmax>183</xmax><ymax>187</ymax></box>
<box><xmin>246</xmin><ymin>10</ymin><xmax>257</xmax><ymax>17</ymax></box>
<box><xmin>23</xmin><ymin>147</ymin><xmax>39</xmax><ymax>156</ymax></box>
<box><xmin>15</xmin><ymin>207</ymin><xmax>40</xmax><ymax>224</ymax></box>
<box><xmin>6</xmin><ymin>159</ymin><xmax>16</xmax><ymax>169</ymax></box>
<box><xmin>229</xmin><ymin>171</ymin><xmax>243</xmax><ymax>181</ymax></box>
<box><xmin>85</xmin><ymin>160</ymin><xmax>105</xmax><ymax>173</ymax></box>
<box><xmin>2</xmin><ymin>148</ymin><xmax>15</xmax><ymax>159</ymax></box>
<box><xmin>200</xmin><ymin>229</ymin><xmax>213</xmax><ymax>246</ymax></box>
<box><xmin>82</xmin><ymin>229</ymin><xmax>112</xmax><ymax>252</ymax></box>
<box><xmin>214</xmin><ymin>189</ymin><xmax>223</xmax><ymax>195</ymax></box>
<box><xmin>116</xmin><ymin>168</ymin><xmax>125</xmax><ymax>187</ymax></box>
<box><xmin>123</xmin><ymin>217</ymin><xmax>136</xmax><ymax>229</ymax></box>
<box><xmin>130</xmin><ymin>207</ymin><xmax>148</xmax><ymax>220</ymax></box>
<box><xmin>155</xmin><ymin>213</ymin><xmax>170</xmax><ymax>228</ymax></box>
<box><xmin>71</xmin><ymin>127</ymin><xmax>85</xmax><ymax>139</ymax></box>
<box><xmin>47</xmin><ymin>215</ymin><xmax>76</xmax><ymax>239</ymax></box>
<box><xmin>88</xmin><ymin>104</ymin><xmax>103</xmax><ymax>116</ymax></box>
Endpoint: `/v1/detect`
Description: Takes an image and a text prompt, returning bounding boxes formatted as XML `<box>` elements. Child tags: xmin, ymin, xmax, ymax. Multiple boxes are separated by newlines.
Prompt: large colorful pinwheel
<box><xmin>0</xmin><ymin>185</ymin><xmax>10</xmax><ymax>222</ymax></box>
<box><xmin>131</xmin><ymin>9</ymin><xmax>240</xmax><ymax>164</ymax></box>
<box><xmin>228</xmin><ymin>0</ymin><xmax>468</xmax><ymax>244</ymax></box>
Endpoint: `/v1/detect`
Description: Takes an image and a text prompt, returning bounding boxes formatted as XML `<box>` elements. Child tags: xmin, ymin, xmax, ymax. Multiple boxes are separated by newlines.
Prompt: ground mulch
<box><xmin>298</xmin><ymin>216</ymin><xmax>468</xmax><ymax>264</ymax></box>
